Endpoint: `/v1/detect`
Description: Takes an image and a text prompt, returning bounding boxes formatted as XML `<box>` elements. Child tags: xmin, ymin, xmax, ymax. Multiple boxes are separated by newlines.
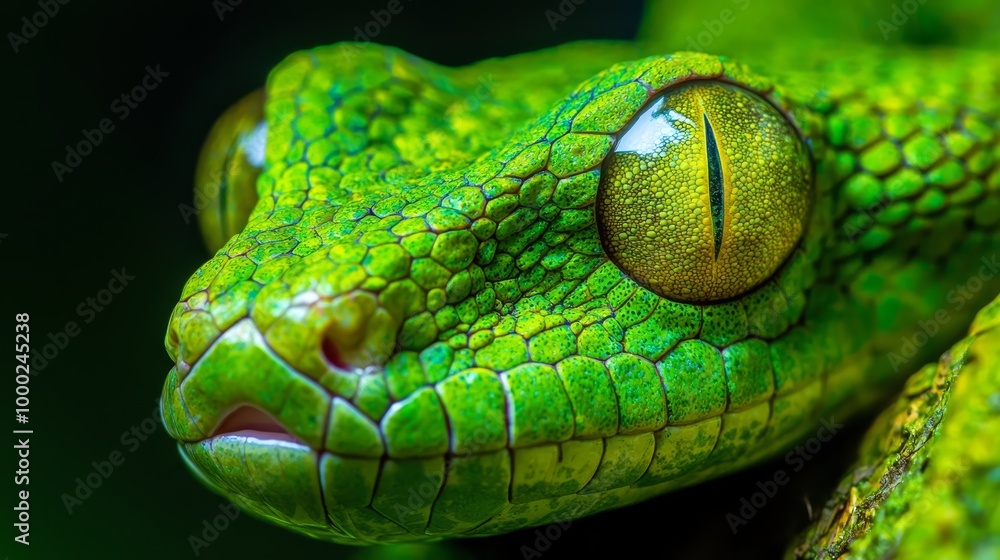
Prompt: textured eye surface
<box><xmin>596</xmin><ymin>81</ymin><xmax>812</xmax><ymax>302</ymax></box>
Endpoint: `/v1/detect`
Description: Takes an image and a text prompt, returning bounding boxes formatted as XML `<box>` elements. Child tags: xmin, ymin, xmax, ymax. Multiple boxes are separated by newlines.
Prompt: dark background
<box><xmin>2</xmin><ymin>1</ymin><xmax>888</xmax><ymax>558</ymax></box>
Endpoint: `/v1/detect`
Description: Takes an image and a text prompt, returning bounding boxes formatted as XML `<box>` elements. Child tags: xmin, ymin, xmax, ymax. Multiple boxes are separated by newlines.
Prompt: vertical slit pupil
<box><xmin>704</xmin><ymin>114</ymin><xmax>725</xmax><ymax>259</ymax></box>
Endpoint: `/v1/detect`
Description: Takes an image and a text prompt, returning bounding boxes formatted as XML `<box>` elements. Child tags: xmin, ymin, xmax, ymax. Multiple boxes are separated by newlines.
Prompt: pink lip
<box><xmin>209</xmin><ymin>405</ymin><xmax>304</xmax><ymax>444</ymax></box>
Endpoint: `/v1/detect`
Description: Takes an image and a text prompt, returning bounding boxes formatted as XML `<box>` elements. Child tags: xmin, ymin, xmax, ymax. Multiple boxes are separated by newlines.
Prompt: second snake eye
<box><xmin>596</xmin><ymin>80</ymin><xmax>812</xmax><ymax>303</ymax></box>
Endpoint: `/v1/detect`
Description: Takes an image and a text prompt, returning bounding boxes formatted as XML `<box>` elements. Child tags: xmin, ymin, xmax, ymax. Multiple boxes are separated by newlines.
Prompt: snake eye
<box><xmin>193</xmin><ymin>89</ymin><xmax>266</xmax><ymax>254</ymax></box>
<box><xmin>596</xmin><ymin>81</ymin><xmax>811</xmax><ymax>302</ymax></box>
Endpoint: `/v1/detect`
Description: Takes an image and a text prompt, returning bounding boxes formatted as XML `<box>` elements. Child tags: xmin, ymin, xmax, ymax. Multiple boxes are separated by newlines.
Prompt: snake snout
<box><xmin>160</xmin><ymin>319</ymin><xmax>330</xmax><ymax>447</ymax></box>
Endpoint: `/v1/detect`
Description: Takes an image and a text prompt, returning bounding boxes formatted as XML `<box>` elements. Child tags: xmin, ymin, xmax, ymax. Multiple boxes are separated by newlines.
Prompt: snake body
<box><xmin>160</xmin><ymin>22</ymin><xmax>1000</xmax><ymax>551</ymax></box>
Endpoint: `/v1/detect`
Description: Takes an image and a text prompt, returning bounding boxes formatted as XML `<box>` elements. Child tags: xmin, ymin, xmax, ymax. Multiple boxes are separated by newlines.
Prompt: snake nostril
<box><xmin>321</xmin><ymin>331</ymin><xmax>350</xmax><ymax>371</ymax></box>
<box><xmin>316</xmin><ymin>293</ymin><xmax>401</xmax><ymax>373</ymax></box>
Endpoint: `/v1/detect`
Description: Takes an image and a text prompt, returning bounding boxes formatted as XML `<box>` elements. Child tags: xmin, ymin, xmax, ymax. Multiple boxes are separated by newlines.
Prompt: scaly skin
<box><xmin>160</xmin><ymin>37</ymin><xmax>1000</xmax><ymax>547</ymax></box>
<box><xmin>790</xmin><ymin>294</ymin><xmax>1000</xmax><ymax>559</ymax></box>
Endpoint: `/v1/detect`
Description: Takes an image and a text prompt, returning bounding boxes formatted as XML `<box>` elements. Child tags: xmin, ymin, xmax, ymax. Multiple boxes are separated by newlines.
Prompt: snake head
<box><xmin>160</xmin><ymin>42</ymin><xmax>1000</xmax><ymax>544</ymax></box>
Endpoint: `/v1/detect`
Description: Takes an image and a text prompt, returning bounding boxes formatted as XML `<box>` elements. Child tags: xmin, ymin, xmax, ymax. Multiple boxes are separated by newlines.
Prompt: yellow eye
<box><xmin>194</xmin><ymin>89</ymin><xmax>266</xmax><ymax>254</ymax></box>
<box><xmin>596</xmin><ymin>81</ymin><xmax>812</xmax><ymax>302</ymax></box>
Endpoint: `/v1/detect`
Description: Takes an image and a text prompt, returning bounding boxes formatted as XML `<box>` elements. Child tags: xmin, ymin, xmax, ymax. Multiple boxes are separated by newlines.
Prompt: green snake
<box><xmin>159</xmin><ymin>2</ymin><xmax>1000</xmax><ymax>556</ymax></box>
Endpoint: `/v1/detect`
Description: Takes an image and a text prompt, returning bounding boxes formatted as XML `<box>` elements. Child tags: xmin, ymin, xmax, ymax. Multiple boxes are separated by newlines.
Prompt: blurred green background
<box><xmin>3</xmin><ymin>0</ymin><xmax>996</xmax><ymax>558</ymax></box>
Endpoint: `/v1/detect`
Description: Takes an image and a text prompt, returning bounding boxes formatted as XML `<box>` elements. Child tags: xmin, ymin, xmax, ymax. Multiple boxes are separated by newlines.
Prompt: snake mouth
<box><xmin>209</xmin><ymin>405</ymin><xmax>305</xmax><ymax>445</ymax></box>
<box><xmin>162</xmin><ymin>319</ymin><xmax>368</xmax><ymax>541</ymax></box>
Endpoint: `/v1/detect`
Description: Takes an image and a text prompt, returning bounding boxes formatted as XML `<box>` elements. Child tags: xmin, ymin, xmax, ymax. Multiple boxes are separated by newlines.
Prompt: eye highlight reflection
<box><xmin>615</xmin><ymin>97</ymin><xmax>696</xmax><ymax>154</ymax></box>
<box><xmin>596</xmin><ymin>80</ymin><xmax>812</xmax><ymax>303</ymax></box>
